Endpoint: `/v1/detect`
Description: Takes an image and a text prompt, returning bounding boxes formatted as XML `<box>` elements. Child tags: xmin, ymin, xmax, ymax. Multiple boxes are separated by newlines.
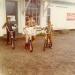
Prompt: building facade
<box><xmin>0</xmin><ymin>0</ymin><xmax>50</xmax><ymax>36</ymax></box>
<box><xmin>0</xmin><ymin>0</ymin><xmax>75</xmax><ymax>36</ymax></box>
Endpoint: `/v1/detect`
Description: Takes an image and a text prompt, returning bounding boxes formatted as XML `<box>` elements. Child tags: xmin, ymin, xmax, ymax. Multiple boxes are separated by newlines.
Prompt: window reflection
<box><xmin>25</xmin><ymin>0</ymin><xmax>40</xmax><ymax>25</ymax></box>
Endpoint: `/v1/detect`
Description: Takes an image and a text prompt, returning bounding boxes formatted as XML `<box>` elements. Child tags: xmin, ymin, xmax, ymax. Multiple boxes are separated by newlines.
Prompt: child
<box><xmin>24</xmin><ymin>16</ymin><xmax>36</xmax><ymax>52</ymax></box>
<box><xmin>2</xmin><ymin>17</ymin><xmax>15</xmax><ymax>44</ymax></box>
<box><xmin>43</xmin><ymin>20</ymin><xmax>53</xmax><ymax>50</ymax></box>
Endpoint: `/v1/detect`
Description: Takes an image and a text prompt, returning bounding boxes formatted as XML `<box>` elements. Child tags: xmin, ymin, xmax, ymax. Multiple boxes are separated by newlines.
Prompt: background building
<box><xmin>0</xmin><ymin>0</ymin><xmax>75</xmax><ymax>36</ymax></box>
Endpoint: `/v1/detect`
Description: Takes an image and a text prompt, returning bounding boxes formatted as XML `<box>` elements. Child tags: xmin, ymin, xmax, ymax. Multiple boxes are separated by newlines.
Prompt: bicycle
<box><xmin>23</xmin><ymin>26</ymin><xmax>35</xmax><ymax>52</ymax></box>
<box><xmin>7</xmin><ymin>26</ymin><xmax>16</xmax><ymax>49</ymax></box>
<box><xmin>43</xmin><ymin>33</ymin><xmax>52</xmax><ymax>51</ymax></box>
<box><xmin>10</xmin><ymin>30</ymin><xmax>15</xmax><ymax>49</ymax></box>
<box><xmin>25</xmin><ymin>39</ymin><xmax>33</xmax><ymax>52</ymax></box>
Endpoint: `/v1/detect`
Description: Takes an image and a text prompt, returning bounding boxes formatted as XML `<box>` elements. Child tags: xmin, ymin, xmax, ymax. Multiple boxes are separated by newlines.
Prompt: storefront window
<box><xmin>25</xmin><ymin>0</ymin><xmax>40</xmax><ymax>25</ymax></box>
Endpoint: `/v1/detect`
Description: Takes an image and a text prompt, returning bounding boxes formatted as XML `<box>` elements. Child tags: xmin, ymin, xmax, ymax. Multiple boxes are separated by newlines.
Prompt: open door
<box><xmin>6</xmin><ymin>0</ymin><xmax>18</xmax><ymax>32</ymax></box>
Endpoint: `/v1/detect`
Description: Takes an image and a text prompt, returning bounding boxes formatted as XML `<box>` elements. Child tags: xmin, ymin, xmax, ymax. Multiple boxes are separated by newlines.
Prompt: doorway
<box><xmin>6</xmin><ymin>0</ymin><xmax>18</xmax><ymax>32</ymax></box>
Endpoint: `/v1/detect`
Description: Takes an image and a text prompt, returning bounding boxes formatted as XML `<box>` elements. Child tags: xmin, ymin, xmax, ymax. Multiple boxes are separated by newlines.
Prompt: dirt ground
<box><xmin>0</xmin><ymin>31</ymin><xmax>75</xmax><ymax>75</ymax></box>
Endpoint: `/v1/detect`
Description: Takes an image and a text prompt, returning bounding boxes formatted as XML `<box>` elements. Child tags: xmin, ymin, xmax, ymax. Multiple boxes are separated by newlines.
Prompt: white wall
<box><xmin>40</xmin><ymin>1</ymin><xmax>48</xmax><ymax>27</ymax></box>
<box><xmin>50</xmin><ymin>4</ymin><xmax>75</xmax><ymax>30</ymax></box>
<box><xmin>54</xmin><ymin>0</ymin><xmax>75</xmax><ymax>3</ymax></box>
<box><xmin>0</xmin><ymin>0</ymin><xmax>6</xmax><ymax>36</ymax></box>
<box><xmin>18</xmin><ymin>0</ymin><xmax>25</xmax><ymax>34</ymax></box>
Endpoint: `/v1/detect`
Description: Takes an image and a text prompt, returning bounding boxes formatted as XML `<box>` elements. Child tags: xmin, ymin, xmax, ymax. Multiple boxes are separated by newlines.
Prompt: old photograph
<box><xmin>0</xmin><ymin>0</ymin><xmax>75</xmax><ymax>75</ymax></box>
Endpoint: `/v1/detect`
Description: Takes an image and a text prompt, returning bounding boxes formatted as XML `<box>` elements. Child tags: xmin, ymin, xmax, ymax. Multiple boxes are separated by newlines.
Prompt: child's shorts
<box><xmin>24</xmin><ymin>27</ymin><xmax>36</xmax><ymax>36</ymax></box>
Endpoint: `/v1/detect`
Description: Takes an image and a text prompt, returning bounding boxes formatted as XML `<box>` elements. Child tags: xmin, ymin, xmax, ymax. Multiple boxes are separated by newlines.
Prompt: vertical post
<box><xmin>18</xmin><ymin>0</ymin><xmax>25</xmax><ymax>34</ymax></box>
<box><xmin>40</xmin><ymin>0</ymin><xmax>48</xmax><ymax>27</ymax></box>
<box><xmin>0</xmin><ymin>0</ymin><xmax>6</xmax><ymax>36</ymax></box>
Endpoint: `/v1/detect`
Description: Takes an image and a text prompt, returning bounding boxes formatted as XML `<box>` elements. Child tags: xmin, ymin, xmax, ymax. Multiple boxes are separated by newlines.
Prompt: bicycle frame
<box><xmin>9</xmin><ymin>30</ymin><xmax>15</xmax><ymax>49</ymax></box>
<box><xmin>6</xmin><ymin>25</ymin><xmax>16</xmax><ymax>49</ymax></box>
<box><xmin>43</xmin><ymin>33</ymin><xmax>52</xmax><ymax>51</ymax></box>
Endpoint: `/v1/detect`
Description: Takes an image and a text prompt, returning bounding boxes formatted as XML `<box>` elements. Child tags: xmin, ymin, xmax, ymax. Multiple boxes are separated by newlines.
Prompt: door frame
<box><xmin>5</xmin><ymin>0</ymin><xmax>18</xmax><ymax>32</ymax></box>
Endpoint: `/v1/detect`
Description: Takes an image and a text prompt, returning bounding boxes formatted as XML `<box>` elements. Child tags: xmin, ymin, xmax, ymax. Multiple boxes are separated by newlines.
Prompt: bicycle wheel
<box><xmin>43</xmin><ymin>40</ymin><xmax>47</xmax><ymax>51</ymax></box>
<box><xmin>29</xmin><ymin>40</ymin><xmax>33</xmax><ymax>52</ymax></box>
<box><xmin>11</xmin><ymin>38</ymin><xmax>15</xmax><ymax>49</ymax></box>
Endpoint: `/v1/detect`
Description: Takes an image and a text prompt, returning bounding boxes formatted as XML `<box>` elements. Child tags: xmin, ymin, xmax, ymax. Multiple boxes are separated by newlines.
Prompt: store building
<box><xmin>0</xmin><ymin>0</ymin><xmax>75</xmax><ymax>36</ymax></box>
<box><xmin>0</xmin><ymin>0</ymin><xmax>50</xmax><ymax>36</ymax></box>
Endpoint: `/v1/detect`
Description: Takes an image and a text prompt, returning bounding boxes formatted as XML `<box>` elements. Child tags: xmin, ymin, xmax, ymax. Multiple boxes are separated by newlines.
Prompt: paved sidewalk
<box><xmin>0</xmin><ymin>31</ymin><xmax>75</xmax><ymax>75</ymax></box>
